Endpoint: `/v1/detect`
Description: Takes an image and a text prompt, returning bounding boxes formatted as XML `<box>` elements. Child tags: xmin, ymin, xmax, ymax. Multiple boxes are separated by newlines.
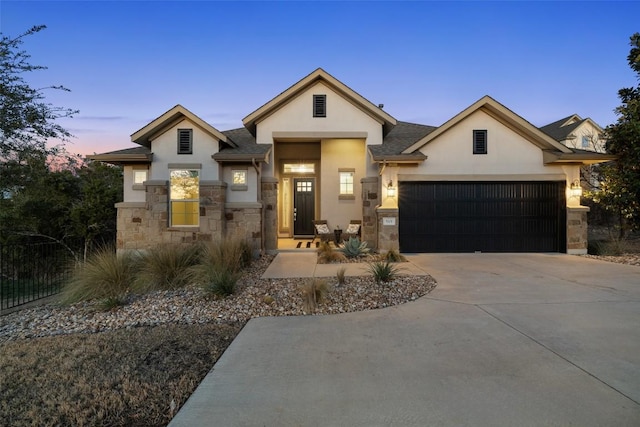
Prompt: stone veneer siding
<box><xmin>360</xmin><ymin>177</ymin><xmax>380</xmax><ymax>248</ymax></box>
<box><xmin>262</xmin><ymin>177</ymin><xmax>278</xmax><ymax>253</ymax></box>
<box><xmin>567</xmin><ymin>206</ymin><xmax>590</xmax><ymax>255</ymax></box>
<box><xmin>116</xmin><ymin>180</ymin><xmax>230</xmax><ymax>251</ymax></box>
<box><xmin>376</xmin><ymin>208</ymin><xmax>400</xmax><ymax>252</ymax></box>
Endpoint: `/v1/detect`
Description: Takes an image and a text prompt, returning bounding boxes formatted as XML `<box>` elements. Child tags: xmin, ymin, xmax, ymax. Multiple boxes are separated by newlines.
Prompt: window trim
<box><xmin>338</xmin><ymin>168</ymin><xmax>355</xmax><ymax>200</ymax></box>
<box><xmin>177</xmin><ymin>128</ymin><xmax>193</xmax><ymax>155</ymax></box>
<box><xmin>313</xmin><ymin>94</ymin><xmax>326</xmax><ymax>118</ymax></box>
<box><xmin>473</xmin><ymin>129</ymin><xmax>487</xmax><ymax>155</ymax></box>
<box><xmin>169</xmin><ymin>168</ymin><xmax>200</xmax><ymax>227</ymax></box>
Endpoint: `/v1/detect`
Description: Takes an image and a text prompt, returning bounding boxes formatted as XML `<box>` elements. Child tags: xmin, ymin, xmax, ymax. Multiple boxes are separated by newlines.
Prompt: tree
<box><xmin>0</xmin><ymin>25</ymin><xmax>77</xmax><ymax>161</ymax></box>
<box><xmin>591</xmin><ymin>33</ymin><xmax>640</xmax><ymax>236</ymax></box>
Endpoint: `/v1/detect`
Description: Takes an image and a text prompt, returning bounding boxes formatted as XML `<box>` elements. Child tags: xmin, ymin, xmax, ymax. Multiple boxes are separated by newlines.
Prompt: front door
<box><xmin>294</xmin><ymin>178</ymin><xmax>315</xmax><ymax>236</ymax></box>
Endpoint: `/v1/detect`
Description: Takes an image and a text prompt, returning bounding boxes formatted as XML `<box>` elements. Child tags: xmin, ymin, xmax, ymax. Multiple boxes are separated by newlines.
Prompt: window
<box><xmin>133</xmin><ymin>170</ymin><xmax>147</xmax><ymax>185</ymax></box>
<box><xmin>177</xmin><ymin>129</ymin><xmax>193</xmax><ymax>154</ymax></box>
<box><xmin>473</xmin><ymin>130</ymin><xmax>487</xmax><ymax>154</ymax></box>
<box><xmin>231</xmin><ymin>169</ymin><xmax>248</xmax><ymax>191</ymax></box>
<box><xmin>339</xmin><ymin>169</ymin><xmax>355</xmax><ymax>200</ymax></box>
<box><xmin>170</xmin><ymin>169</ymin><xmax>199</xmax><ymax>226</ymax></box>
<box><xmin>582</xmin><ymin>136</ymin><xmax>590</xmax><ymax>149</ymax></box>
<box><xmin>283</xmin><ymin>163</ymin><xmax>315</xmax><ymax>174</ymax></box>
<box><xmin>313</xmin><ymin>94</ymin><xmax>326</xmax><ymax>117</ymax></box>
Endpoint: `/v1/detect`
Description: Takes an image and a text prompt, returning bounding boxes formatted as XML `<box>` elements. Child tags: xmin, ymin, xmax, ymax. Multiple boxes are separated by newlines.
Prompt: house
<box><xmin>540</xmin><ymin>114</ymin><xmax>606</xmax><ymax>153</ymax></box>
<box><xmin>90</xmin><ymin>68</ymin><xmax>615</xmax><ymax>255</ymax></box>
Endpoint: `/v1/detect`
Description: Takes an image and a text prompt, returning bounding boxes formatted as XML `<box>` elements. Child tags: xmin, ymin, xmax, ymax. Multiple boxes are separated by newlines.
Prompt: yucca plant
<box><xmin>60</xmin><ymin>247</ymin><xmax>139</xmax><ymax>305</ymax></box>
<box><xmin>134</xmin><ymin>244</ymin><xmax>201</xmax><ymax>292</ymax></box>
<box><xmin>317</xmin><ymin>241</ymin><xmax>347</xmax><ymax>264</ymax></box>
<box><xmin>367</xmin><ymin>260</ymin><xmax>402</xmax><ymax>284</ymax></box>
<box><xmin>339</xmin><ymin>237</ymin><xmax>370</xmax><ymax>258</ymax></box>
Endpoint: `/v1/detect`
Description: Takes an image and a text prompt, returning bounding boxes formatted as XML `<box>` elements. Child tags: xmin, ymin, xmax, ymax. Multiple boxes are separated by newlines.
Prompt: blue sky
<box><xmin>2</xmin><ymin>1</ymin><xmax>639</xmax><ymax>156</ymax></box>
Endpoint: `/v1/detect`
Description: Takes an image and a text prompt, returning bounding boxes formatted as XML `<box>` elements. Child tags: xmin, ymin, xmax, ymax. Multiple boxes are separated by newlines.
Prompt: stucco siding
<box><xmin>320</xmin><ymin>138</ymin><xmax>365</xmax><ymax>230</ymax></box>
<box><xmin>148</xmin><ymin>118</ymin><xmax>220</xmax><ymax>181</ymax></box>
<box><xmin>416</xmin><ymin>110</ymin><xmax>551</xmax><ymax>175</ymax></box>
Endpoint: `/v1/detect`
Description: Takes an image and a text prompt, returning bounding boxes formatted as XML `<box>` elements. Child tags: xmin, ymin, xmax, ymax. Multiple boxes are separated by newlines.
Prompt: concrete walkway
<box><xmin>170</xmin><ymin>253</ymin><xmax>640</xmax><ymax>426</ymax></box>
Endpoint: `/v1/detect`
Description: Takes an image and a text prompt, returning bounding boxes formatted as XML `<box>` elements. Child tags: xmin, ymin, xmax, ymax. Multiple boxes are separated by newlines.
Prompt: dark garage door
<box><xmin>398</xmin><ymin>181</ymin><xmax>566</xmax><ymax>253</ymax></box>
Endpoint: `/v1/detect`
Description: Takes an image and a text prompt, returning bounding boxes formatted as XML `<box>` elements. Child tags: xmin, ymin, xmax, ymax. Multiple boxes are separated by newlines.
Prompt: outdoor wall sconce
<box><xmin>387</xmin><ymin>180</ymin><xmax>397</xmax><ymax>198</ymax></box>
<box><xmin>570</xmin><ymin>180</ymin><xmax>582</xmax><ymax>198</ymax></box>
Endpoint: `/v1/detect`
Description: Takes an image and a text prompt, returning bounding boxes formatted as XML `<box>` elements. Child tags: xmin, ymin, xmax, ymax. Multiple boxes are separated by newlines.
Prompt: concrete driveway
<box><xmin>170</xmin><ymin>254</ymin><xmax>640</xmax><ymax>426</ymax></box>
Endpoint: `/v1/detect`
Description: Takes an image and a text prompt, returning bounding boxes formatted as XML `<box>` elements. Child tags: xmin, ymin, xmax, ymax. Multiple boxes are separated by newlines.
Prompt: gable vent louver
<box><xmin>178</xmin><ymin>129</ymin><xmax>193</xmax><ymax>154</ymax></box>
<box><xmin>313</xmin><ymin>94</ymin><xmax>326</xmax><ymax>117</ymax></box>
<box><xmin>473</xmin><ymin>130</ymin><xmax>487</xmax><ymax>154</ymax></box>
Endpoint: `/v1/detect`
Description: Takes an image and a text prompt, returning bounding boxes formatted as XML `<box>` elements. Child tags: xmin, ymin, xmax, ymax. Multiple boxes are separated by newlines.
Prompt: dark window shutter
<box><xmin>313</xmin><ymin>95</ymin><xmax>326</xmax><ymax>117</ymax></box>
<box><xmin>473</xmin><ymin>130</ymin><xmax>487</xmax><ymax>154</ymax></box>
<box><xmin>177</xmin><ymin>129</ymin><xmax>193</xmax><ymax>154</ymax></box>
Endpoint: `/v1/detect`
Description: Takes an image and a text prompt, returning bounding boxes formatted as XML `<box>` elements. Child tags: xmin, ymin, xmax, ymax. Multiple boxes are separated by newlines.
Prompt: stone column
<box><xmin>115</xmin><ymin>202</ymin><xmax>148</xmax><ymax>251</ymax></box>
<box><xmin>377</xmin><ymin>208</ymin><xmax>400</xmax><ymax>252</ymax></box>
<box><xmin>262</xmin><ymin>177</ymin><xmax>279</xmax><ymax>254</ymax></box>
<box><xmin>361</xmin><ymin>176</ymin><xmax>380</xmax><ymax>248</ymax></box>
<box><xmin>200</xmin><ymin>180</ymin><xmax>227</xmax><ymax>242</ymax></box>
<box><xmin>567</xmin><ymin>206</ymin><xmax>590</xmax><ymax>254</ymax></box>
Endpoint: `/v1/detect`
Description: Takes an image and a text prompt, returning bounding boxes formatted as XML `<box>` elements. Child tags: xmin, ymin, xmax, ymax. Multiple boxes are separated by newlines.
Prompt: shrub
<box><xmin>200</xmin><ymin>237</ymin><xmax>253</xmax><ymax>273</ymax></box>
<box><xmin>383</xmin><ymin>249</ymin><xmax>407</xmax><ymax>262</ymax></box>
<box><xmin>317</xmin><ymin>241</ymin><xmax>347</xmax><ymax>264</ymax></box>
<box><xmin>301</xmin><ymin>278</ymin><xmax>331</xmax><ymax>313</ymax></box>
<box><xmin>367</xmin><ymin>260</ymin><xmax>402</xmax><ymax>284</ymax></box>
<box><xmin>199</xmin><ymin>268</ymin><xmax>241</xmax><ymax>298</ymax></box>
<box><xmin>60</xmin><ymin>247</ymin><xmax>138</xmax><ymax>305</ymax></box>
<box><xmin>134</xmin><ymin>244</ymin><xmax>200</xmax><ymax>292</ymax></box>
<box><xmin>336</xmin><ymin>266</ymin><xmax>346</xmax><ymax>286</ymax></box>
<box><xmin>588</xmin><ymin>239</ymin><xmax>626</xmax><ymax>256</ymax></box>
<box><xmin>339</xmin><ymin>237</ymin><xmax>370</xmax><ymax>258</ymax></box>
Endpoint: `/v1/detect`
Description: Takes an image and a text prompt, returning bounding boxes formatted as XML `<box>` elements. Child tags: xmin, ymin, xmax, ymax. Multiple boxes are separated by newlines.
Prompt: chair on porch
<box><xmin>312</xmin><ymin>220</ymin><xmax>332</xmax><ymax>243</ymax></box>
<box><xmin>342</xmin><ymin>220</ymin><xmax>362</xmax><ymax>241</ymax></box>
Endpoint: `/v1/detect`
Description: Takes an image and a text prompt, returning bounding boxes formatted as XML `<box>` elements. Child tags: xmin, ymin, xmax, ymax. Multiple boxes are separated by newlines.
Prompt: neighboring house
<box><xmin>540</xmin><ymin>114</ymin><xmax>606</xmax><ymax>153</ymax></box>
<box><xmin>90</xmin><ymin>68</ymin><xmax>615</xmax><ymax>255</ymax></box>
<box><xmin>540</xmin><ymin>115</ymin><xmax>610</xmax><ymax>190</ymax></box>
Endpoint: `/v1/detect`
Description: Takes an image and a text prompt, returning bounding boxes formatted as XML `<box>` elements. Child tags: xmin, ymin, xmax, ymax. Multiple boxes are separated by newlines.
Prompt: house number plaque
<box><xmin>382</xmin><ymin>217</ymin><xmax>396</xmax><ymax>226</ymax></box>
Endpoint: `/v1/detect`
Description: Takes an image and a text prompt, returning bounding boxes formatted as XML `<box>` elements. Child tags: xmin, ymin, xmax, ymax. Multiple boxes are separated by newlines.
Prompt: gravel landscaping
<box><xmin>0</xmin><ymin>255</ymin><xmax>437</xmax><ymax>343</ymax></box>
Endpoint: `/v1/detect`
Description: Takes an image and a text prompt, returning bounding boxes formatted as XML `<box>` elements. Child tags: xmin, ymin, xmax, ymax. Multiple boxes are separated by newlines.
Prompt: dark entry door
<box><xmin>294</xmin><ymin>178</ymin><xmax>315</xmax><ymax>236</ymax></box>
<box><xmin>398</xmin><ymin>181</ymin><xmax>566</xmax><ymax>253</ymax></box>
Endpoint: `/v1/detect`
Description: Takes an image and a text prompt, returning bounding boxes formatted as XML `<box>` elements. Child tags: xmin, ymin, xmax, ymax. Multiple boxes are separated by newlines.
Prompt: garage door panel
<box><xmin>399</xmin><ymin>181</ymin><xmax>566</xmax><ymax>253</ymax></box>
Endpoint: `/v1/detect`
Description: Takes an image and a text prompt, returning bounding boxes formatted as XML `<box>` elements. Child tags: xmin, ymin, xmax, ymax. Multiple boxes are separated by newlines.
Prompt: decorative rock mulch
<box><xmin>0</xmin><ymin>256</ymin><xmax>436</xmax><ymax>342</ymax></box>
<box><xmin>581</xmin><ymin>254</ymin><xmax>640</xmax><ymax>266</ymax></box>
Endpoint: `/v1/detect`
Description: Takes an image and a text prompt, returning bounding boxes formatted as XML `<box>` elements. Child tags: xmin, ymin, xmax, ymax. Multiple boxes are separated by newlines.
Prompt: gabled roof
<box><xmin>368</xmin><ymin>121</ymin><xmax>435</xmax><ymax>163</ymax></box>
<box><xmin>87</xmin><ymin>146</ymin><xmax>152</xmax><ymax>165</ymax></box>
<box><xmin>242</xmin><ymin>68</ymin><xmax>397</xmax><ymax>136</ymax></box>
<box><xmin>131</xmin><ymin>104</ymin><xmax>230</xmax><ymax>147</ymax></box>
<box><xmin>402</xmin><ymin>96</ymin><xmax>572</xmax><ymax>154</ymax></box>
<box><xmin>539</xmin><ymin>115</ymin><xmax>604</xmax><ymax>142</ymax></box>
<box><xmin>213</xmin><ymin>128</ymin><xmax>272</xmax><ymax>162</ymax></box>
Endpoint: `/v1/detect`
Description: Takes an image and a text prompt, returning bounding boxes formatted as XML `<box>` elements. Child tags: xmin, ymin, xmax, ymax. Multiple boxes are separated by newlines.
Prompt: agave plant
<box><xmin>339</xmin><ymin>237</ymin><xmax>370</xmax><ymax>258</ymax></box>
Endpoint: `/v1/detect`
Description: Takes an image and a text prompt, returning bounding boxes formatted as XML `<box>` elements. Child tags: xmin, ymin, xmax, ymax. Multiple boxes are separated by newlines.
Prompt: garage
<box><xmin>398</xmin><ymin>181</ymin><xmax>566</xmax><ymax>253</ymax></box>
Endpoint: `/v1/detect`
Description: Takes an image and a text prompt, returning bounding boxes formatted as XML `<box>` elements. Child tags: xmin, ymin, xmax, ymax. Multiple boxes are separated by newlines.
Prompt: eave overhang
<box><xmin>368</xmin><ymin>148</ymin><xmax>427</xmax><ymax>165</ymax></box>
<box><xmin>542</xmin><ymin>150</ymin><xmax>617</xmax><ymax>165</ymax></box>
<box><xmin>212</xmin><ymin>147</ymin><xmax>272</xmax><ymax>163</ymax></box>
<box><xmin>87</xmin><ymin>153</ymin><xmax>153</xmax><ymax>165</ymax></box>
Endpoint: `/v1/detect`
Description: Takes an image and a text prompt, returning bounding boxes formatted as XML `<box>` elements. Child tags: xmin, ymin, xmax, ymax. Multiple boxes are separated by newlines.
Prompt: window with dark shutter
<box><xmin>177</xmin><ymin>129</ymin><xmax>193</xmax><ymax>154</ymax></box>
<box><xmin>313</xmin><ymin>94</ymin><xmax>326</xmax><ymax>117</ymax></box>
<box><xmin>473</xmin><ymin>130</ymin><xmax>487</xmax><ymax>154</ymax></box>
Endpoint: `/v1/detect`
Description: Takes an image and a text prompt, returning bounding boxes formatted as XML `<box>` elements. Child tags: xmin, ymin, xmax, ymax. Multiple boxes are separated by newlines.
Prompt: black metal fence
<box><xmin>0</xmin><ymin>240</ymin><xmax>77</xmax><ymax>311</ymax></box>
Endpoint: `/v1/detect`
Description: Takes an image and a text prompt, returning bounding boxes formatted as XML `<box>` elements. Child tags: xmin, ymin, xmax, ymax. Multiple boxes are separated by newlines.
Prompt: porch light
<box><xmin>387</xmin><ymin>180</ymin><xmax>397</xmax><ymax>198</ymax></box>
<box><xmin>570</xmin><ymin>180</ymin><xmax>582</xmax><ymax>198</ymax></box>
